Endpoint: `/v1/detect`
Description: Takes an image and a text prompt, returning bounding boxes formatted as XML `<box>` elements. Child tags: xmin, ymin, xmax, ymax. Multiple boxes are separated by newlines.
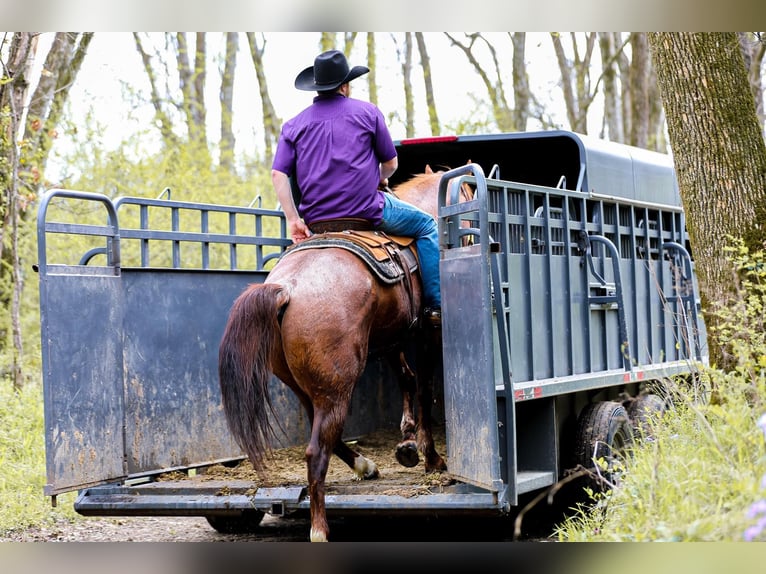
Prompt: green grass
<box><xmin>555</xmin><ymin>379</ymin><xmax>766</xmax><ymax>541</ymax></box>
<box><xmin>0</xmin><ymin>376</ymin><xmax>77</xmax><ymax>535</ymax></box>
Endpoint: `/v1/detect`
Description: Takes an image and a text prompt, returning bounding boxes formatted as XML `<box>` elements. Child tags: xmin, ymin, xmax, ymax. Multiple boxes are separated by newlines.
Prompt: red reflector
<box><xmin>399</xmin><ymin>135</ymin><xmax>458</xmax><ymax>145</ymax></box>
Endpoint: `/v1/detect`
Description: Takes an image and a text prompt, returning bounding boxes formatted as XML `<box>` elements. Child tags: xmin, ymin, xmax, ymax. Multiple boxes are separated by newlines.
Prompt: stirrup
<box><xmin>422</xmin><ymin>306</ymin><xmax>441</xmax><ymax>328</ymax></box>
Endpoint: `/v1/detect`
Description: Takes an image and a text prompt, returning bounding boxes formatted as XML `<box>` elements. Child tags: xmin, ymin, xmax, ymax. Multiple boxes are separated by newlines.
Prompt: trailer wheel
<box><xmin>206</xmin><ymin>510</ymin><xmax>265</xmax><ymax>534</ymax></box>
<box><xmin>627</xmin><ymin>393</ymin><xmax>666</xmax><ymax>438</ymax></box>
<box><xmin>574</xmin><ymin>401</ymin><xmax>634</xmax><ymax>491</ymax></box>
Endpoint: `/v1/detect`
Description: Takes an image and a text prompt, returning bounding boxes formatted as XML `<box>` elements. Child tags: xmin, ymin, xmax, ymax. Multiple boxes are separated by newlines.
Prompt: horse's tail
<box><xmin>218</xmin><ymin>283</ymin><xmax>289</xmax><ymax>471</ymax></box>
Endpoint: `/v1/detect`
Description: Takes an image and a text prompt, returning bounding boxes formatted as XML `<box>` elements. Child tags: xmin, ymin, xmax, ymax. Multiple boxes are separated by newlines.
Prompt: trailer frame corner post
<box><xmin>437</xmin><ymin>164</ymin><xmax>505</xmax><ymax>495</ymax></box>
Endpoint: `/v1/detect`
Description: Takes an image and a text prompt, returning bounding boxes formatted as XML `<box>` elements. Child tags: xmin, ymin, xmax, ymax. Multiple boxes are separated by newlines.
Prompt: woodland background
<box><xmin>2</xmin><ymin>32</ymin><xmax>765</xmax><ymax>386</ymax></box>
<box><xmin>2</xmin><ymin>31</ymin><xmax>766</xmax><ymax>542</ymax></box>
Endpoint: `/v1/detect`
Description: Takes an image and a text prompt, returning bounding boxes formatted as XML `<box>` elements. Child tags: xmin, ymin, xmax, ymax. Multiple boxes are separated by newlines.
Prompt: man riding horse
<box><xmin>270</xmin><ymin>49</ymin><xmax>442</xmax><ymax>327</ymax></box>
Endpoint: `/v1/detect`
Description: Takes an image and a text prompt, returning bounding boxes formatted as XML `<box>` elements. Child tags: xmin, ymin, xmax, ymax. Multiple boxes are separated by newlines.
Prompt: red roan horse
<box><xmin>219</xmin><ymin>168</ymin><xmax>465</xmax><ymax>542</ymax></box>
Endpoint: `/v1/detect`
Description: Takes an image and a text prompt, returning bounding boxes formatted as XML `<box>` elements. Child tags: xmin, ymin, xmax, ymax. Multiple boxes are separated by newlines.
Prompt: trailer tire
<box><xmin>574</xmin><ymin>401</ymin><xmax>633</xmax><ymax>491</ymax></box>
<box><xmin>627</xmin><ymin>393</ymin><xmax>666</xmax><ymax>438</ymax></box>
<box><xmin>206</xmin><ymin>510</ymin><xmax>265</xmax><ymax>534</ymax></box>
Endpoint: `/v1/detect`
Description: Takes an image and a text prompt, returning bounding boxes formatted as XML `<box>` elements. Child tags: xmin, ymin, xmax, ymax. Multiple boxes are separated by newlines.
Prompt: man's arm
<box><xmin>272</xmin><ymin>169</ymin><xmax>311</xmax><ymax>243</ymax></box>
<box><xmin>379</xmin><ymin>156</ymin><xmax>398</xmax><ymax>188</ymax></box>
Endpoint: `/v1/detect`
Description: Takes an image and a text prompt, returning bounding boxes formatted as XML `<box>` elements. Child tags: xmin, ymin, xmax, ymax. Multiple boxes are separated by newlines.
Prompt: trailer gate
<box><xmin>37</xmin><ymin>190</ymin><xmax>407</xmax><ymax>498</ymax></box>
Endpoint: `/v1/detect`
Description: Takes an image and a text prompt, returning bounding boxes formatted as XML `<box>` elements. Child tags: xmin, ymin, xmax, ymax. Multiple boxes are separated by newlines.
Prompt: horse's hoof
<box><xmin>353</xmin><ymin>456</ymin><xmax>379</xmax><ymax>480</ymax></box>
<box><xmin>395</xmin><ymin>441</ymin><xmax>420</xmax><ymax>468</ymax></box>
<box><xmin>425</xmin><ymin>458</ymin><xmax>448</xmax><ymax>473</ymax></box>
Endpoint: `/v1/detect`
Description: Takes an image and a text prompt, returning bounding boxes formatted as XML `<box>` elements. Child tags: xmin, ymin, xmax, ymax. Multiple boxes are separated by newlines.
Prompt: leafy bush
<box><xmin>556</xmin><ymin>239</ymin><xmax>766</xmax><ymax>541</ymax></box>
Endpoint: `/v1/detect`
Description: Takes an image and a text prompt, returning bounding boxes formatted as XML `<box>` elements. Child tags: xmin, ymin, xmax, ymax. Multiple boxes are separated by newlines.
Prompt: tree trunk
<box><xmin>615</xmin><ymin>33</ymin><xmax>632</xmax><ymax>142</ymax></box>
<box><xmin>551</xmin><ymin>32</ymin><xmax>597</xmax><ymax>134</ymax></box>
<box><xmin>366</xmin><ymin>33</ymin><xmax>378</xmax><ymax>107</ymax></box>
<box><xmin>629</xmin><ymin>33</ymin><xmax>650</xmax><ymax>148</ymax></box>
<box><xmin>415</xmin><ymin>32</ymin><xmax>439</xmax><ymax>136</ymax></box>
<box><xmin>175</xmin><ymin>33</ymin><xmax>207</xmax><ymax>147</ymax></box>
<box><xmin>445</xmin><ymin>33</ymin><xmax>514</xmax><ymax>131</ymax></box>
<box><xmin>510</xmin><ymin>33</ymin><xmax>530</xmax><ymax>132</ymax></box>
<box><xmin>738</xmin><ymin>32</ymin><xmax>765</xmax><ymax>133</ymax></box>
<box><xmin>193</xmin><ymin>33</ymin><xmax>207</xmax><ymax>135</ymax></box>
<box><xmin>399</xmin><ymin>33</ymin><xmax>415</xmax><ymax>138</ymax></box>
<box><xmin>245</xmin><ymin>33</ymin><xmax>280</xmax><ymax>165</ymax></box>
<box><xmin>342</xmin><ymin>32</ymin><xmax>356</xmax><ymax>58</ymax></box>
<box><xmin>219</xmin><ymin>32</ymin><xmax>237</xmax><ymax>171</ymax></box>
<box><xmin>320</xmin><ymin>33</ymin><xmax>334</xmax><ymax>52</ymax></box>
<box><xmin>598</xmin><ymin>33</ymin><xmax>624</xmax><ymax>142</ymax></box>
<box><xmin>0</xmin><ymin>32</ymin><xmax>37</xmax><ymax>390</ymax></box>
<box><xmin>649</xmin><ymin>32</ymin><xmax>766</xmax><ymax>368</ymax></box>
<box><xmin>133</xmin><ymin>33</ymin><xmax>180</xmax><ymax>149</ymax></box>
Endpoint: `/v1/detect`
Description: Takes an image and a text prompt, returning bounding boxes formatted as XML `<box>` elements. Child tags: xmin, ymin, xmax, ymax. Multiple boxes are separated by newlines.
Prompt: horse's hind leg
<box><xmin>416</xmin><ymin>331</ymin><xmax>447</xmax><ymax>472</ymax></box>
<box><xmin>273</xmin><ymin>357</ymin><xmax>378</xmax><ymax>480</ymax></box>
<box><xmin>390</xmin><ymin>350</ymin><xmax>421</xmax><ymax>468</ymax></box>
<box><xmin>305</xmin><ymin>405</ymin><xmax>350</xmax><ymax>542</ymax></box>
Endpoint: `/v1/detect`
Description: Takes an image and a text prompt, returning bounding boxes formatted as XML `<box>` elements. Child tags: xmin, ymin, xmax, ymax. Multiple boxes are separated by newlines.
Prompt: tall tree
<box><xmin>510</xmin><ymin>32</ymin><xmax>531</xmax><ymax>132</ymax></box>
<box><xmin>629</xmin><ymin>33</ymin><xmax>650</xmax><ymax>149</ymax></box>
<box><xmin>133</xmin><ymin>33</ymin><xmax>181</xmax><ymax>149</ymax></box>
<box><xmin>1</xmin><ymin>32</ymin><xmax>90</xmax><ymax>389</ymax></box>
<box><xmin>445</xmin><ymin>33</ymin><xmax>515</xmax><ymax>131</ymax></box>
<box><xmin>396</xmin><ymin>33</ymin><xmax>416</xmax><ymax>138</ymax></box>
<box><xmin>366</xmin><ymin>33</ymin><xmax>378</xmax><ymax>107</ymax></box>
<box><xmin>175</xmin><ymin>32</ymin><xmax>207</xmax><ymax>146</ymax></box>
<box><xmin>598</xmin><ymin>32</ymin><xmax>625</xmax><ymax>142</ymax></box>
<box><xmin>0</xmin><ymin>33</ymin><xmax>36</xmax><ymax>391</ymax></box>
<box><xmin>551</xmin><ymin>32</ymin><xmax>597</xmax><ymax>134</ymax></box>
<box><xmin>245</xmin><ymin>33</ymin><xmax>280</xmax><ymax>165</ymax></box>
<box><xmin>649</xmin><ymin>32</ymin><xmax>766</xmax><ymax>368</ymax></box>
<box><xmin>219</xmin><ymin>32</ymin><xmax>237</xmax><ymax>170</ymax></box>
<box><xmin>320</xmin><ymin>33</ymin><xmax>334</xmax><ymax>53</ymax></box>
<box><xmin>415</xmin><ymin>32</ymin><xmax>440</xmax><ymax>136</ymax></box>
<box><xmin>738</xmin><ymin>32</ymin><xmax>765</xmax><ymax>132</ymax></box>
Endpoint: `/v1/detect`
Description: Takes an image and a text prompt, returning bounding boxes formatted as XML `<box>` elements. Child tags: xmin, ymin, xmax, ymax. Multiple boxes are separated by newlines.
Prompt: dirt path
<box><xmin>2</xmin><ymin>512</ymin><xmax>556</xmax><ymax>542</ymax></box>
<box><xmin>1</xmin><ymin>515</ymin><xmax>310</xmax><ymax>542</ymax></box>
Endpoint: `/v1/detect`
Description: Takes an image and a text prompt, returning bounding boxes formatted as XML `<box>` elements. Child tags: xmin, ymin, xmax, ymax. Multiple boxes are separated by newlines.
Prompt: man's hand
<box><xmin>288</xmin><ymin>218</ymin><xmax>312</xmax><ymax>243</ymax></box>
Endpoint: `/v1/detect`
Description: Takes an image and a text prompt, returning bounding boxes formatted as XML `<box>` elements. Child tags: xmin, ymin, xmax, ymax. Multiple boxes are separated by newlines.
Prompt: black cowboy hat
<box><xmin>294</xmin><ymin>50</ymin><xmax>369</xmax><ymax>91</ymax></box>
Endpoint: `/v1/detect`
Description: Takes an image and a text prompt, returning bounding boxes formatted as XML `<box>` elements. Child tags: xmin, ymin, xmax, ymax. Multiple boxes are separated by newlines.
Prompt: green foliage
<box><xmin>55</xmin><ymin>113</ymin><xmax>275</xmax><ymax>207</ymax></box>
<box><xmin>0</xmin><ymin>377</ymin><xmax>77</xmax><ymax>535</ymax></box>
<box><xmin>42</xmin><ymin>113</ymin><xmax>281</xmax><ymax>271</ymax></box>
<box><xmin>556</xmin><ymin>239</ymin><xmax>766</xmax><ymax>541</ymax></box>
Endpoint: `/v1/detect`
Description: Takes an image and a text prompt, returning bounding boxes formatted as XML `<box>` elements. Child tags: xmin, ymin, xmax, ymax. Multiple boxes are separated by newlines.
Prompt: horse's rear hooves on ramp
<box><xmin>395</xmin><ymin>440</ymin><xmax>420</xmax><ymax>468</ymax></box>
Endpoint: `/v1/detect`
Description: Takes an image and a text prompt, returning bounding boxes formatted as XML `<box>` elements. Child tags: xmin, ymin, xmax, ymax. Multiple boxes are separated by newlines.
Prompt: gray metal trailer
<box><xmin>36</xmin><ymin>130</ymin><xmax>707</xmax><ymax>532</ymax></box>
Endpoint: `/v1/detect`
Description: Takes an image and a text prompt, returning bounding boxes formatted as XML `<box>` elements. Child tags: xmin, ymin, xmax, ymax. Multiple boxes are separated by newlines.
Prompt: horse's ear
<box><xmin>466</xmin><ymin>159</ymin><xmax>472</xmax><ymax>165</ymax></box>
<box><xmin>425</xmin><ymin>164</ymin><xmax>433</xmax><ymax>174</ymax></box>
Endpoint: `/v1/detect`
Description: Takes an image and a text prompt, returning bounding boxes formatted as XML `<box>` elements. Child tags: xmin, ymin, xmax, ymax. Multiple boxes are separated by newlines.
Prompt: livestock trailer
<box><xmin>36</xmin><ymin>130</ymin><xmax>707</xmax><ymax>534</ymax></box>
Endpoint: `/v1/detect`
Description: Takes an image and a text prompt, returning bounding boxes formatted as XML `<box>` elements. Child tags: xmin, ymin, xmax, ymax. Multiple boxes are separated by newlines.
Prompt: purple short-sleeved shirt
<box><xmin>272</xmin><ymin>93</ymin><xmax>397</xmax><ymax>226</ymax></box>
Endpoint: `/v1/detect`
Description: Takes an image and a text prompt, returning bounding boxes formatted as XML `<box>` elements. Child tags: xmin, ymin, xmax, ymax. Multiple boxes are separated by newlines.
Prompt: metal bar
<box><xmin>523</xmin><ymin>189</ymin><xmax>535</xmax><ymax>378</ymax></box>
<box><xmin>140</xmin><ymin>203</ymin><xmax>150</xmax><ymax>267</ymax></box>
<box><xmin>200</xmin><ymin>210</ymin><xmax>210</xmax><ymax>270</ymax></box>
<box><xmin>582</xmin><ymin>233</ymin><xmax>633</xmax><ymax>371</ymax></box>
<box><xmin>171</xmin><ymin>206</ymin><xmax>181</xmax><ymax>268</ymax></box>
<box><xmin>512</xmin><ymin>360</ymin><xmax>701</xmax><ymax>402</ymax></box>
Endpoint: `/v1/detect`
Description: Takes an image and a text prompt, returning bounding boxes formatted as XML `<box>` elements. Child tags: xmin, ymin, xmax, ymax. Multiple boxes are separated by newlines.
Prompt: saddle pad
<box><xmin>282</xmin><ymin>230</ymin><xmax>418</xmax><ymax>285</ymax></box>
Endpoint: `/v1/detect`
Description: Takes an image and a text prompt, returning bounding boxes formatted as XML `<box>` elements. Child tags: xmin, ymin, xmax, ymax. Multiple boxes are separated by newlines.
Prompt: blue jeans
<box><xmin>377</xmin><ymin>194</ymin><xmax>441</xmax><ymax>309</ymax></box>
